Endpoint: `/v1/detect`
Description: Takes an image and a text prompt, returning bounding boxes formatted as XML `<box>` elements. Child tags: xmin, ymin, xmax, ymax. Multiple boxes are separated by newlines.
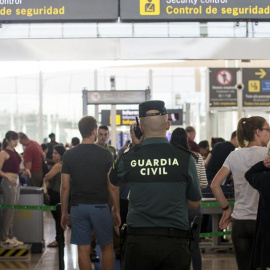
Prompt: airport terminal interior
<box><xmin>0</xmin><ymin>211</ymin><xmax>238</xmax><ymax>270</ymax></box>
<box><xmin>1</xmin><ymin>1</ymin><xmax>270</xmax><ymax>270</ymax></box>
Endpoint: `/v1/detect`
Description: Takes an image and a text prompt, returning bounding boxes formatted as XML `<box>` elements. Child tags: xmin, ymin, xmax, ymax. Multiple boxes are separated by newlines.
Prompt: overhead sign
<box><xmin>243</xmin><ymin>68</ymin><xmax>270</xmax><ymax>107</ymax></box>
<box><xmin>101</xmin><ymin>110</ymin><xmax>138</xmax><ymax>126</ymax></box>
<box><xmin>87</xmin><ymin>90</ymin><xmax>150</xmax><ymax>105</ymax></box>
<box><xmin>216</xmin><ymin>69</ymin><xmax>232</xmax><ymax>86</ymax></box>
<box><xmin>209</xmin><ymin>68</ymin><xmax>238</xmax><ymax>107</ymax></box>
<box><xmin>121</xmin><ymin>0</ymin><xmax>270</xmax><ymax>21</ymax></box>
<box><xmin>0</xmin><ymin>0</ymin><xmax>118</xmax><ymax>22</ymax></box>
<box><xmin>101</xmin><ymin>109</ymin><xmax>183</xmax><ymax>126</ymax></box>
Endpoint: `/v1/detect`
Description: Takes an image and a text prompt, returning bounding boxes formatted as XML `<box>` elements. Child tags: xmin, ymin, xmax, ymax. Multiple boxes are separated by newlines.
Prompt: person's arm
<box><xmin>60</xmin><ymin>173</ymin><xmax>70</xmax><ymax>231</ymax></box>
<box><xmin>210</xmin><ymin>166</ymin><xmax>232</xmax><ymax>229</ymax></box>
<box><xmin>245</xmin><ymin>158</ymin><xmax>270</xmax><ymax>191</ymax></box>
<box><xmin>108</xmin><ymin>173</ymin><xmax>121</xmax><ymax>228</ymax></box>
<box><xmin>44</xmin><ymin>163</ymin><xmax>61</xmax><ymax>181</ymax></box>
<box><xmin>187</xmin><ymin>200</ymin><xmax>201</xmax><ymax>209</ymax></box>
<box><xmin>23</xmin><ymin>146</ymin><xmax>33</xmax><ymax>171</ymax></box>
<box><xmin>24</xmin><ymin>161</ymin><xmax>32</xmax><ymax>171</ymax></box>
<box><xmin>187</xmin><ymin>156</ymin><xmax>202</xmax><ymax>209</ymax></box>
<box><xmin>20</xmin><ymin>156</ymin><xmax>31</xmax><ymax>178</ymax></box>
<box><xmin>197</xmin><ymin>154</ymin><xmax>208</xmax><ymax>189</ymax></box>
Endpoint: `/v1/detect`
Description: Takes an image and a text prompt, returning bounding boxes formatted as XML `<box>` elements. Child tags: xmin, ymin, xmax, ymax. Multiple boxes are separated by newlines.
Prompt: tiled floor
<box><xmin>0</xmin><ymin>212</ymin><xmax>238</xmax><ymax>270</ymax></box>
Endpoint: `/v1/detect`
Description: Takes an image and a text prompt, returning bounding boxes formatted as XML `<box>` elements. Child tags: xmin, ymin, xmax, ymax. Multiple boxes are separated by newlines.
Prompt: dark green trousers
<box><xmin>122</xmin><ymin>234</ymin><xmax>191</xmax><ymax>270</ymax></box>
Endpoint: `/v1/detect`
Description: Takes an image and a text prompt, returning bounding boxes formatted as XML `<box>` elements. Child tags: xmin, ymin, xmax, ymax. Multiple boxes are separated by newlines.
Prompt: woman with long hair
<box><xmin>170</xmin><ymin>128</ymin><xmax>207</xmax><ymax>270</ymax></box>
<box><xmin>211</xmin><ymin>116</ymin><xmax>270</xmax><ymax>270</ymax></box>
<box><xmin>0</xmin><ymin>131</ymin><xmax>31</xmax><ymax>246</ymax></box>
<box><xmin>44</xmin><ymin>145</ymin><xmax>66</xmax><ymax>248</ymax></box>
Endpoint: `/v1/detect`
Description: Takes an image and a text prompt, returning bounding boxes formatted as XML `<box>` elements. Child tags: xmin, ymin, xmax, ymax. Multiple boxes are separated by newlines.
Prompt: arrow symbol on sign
<box><xmin>255</xmin><ymin>69</ymin><xmax>267</xmax><ymax>79</ymax></box>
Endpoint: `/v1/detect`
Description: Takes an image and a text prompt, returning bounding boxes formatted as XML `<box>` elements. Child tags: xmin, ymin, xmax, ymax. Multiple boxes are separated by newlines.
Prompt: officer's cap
<box><xmin>139</xmin><ymin>100</ymin><xmax>167</xmax><ymax>118</ymax></box>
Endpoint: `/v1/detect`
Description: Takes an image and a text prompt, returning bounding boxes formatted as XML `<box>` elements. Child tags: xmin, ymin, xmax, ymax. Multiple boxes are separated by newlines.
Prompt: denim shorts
<box><xmin>70</xmin><ymin>204</ymin><xmax>113</xmax><ymax>246</ymax></box>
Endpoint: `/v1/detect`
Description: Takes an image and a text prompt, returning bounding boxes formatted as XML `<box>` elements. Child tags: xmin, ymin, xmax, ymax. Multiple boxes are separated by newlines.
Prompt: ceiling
<box><xmin>1</xmin><ymin>38</ymin><xmax>270</xmax><ymax>63</ymax></box>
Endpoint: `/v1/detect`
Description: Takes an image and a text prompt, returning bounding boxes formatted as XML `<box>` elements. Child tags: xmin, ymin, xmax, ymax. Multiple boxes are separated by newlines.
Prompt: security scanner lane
<box><xmin>0</xmin><ymin>186</ymin><xmax>44</xmax><ymax>253</ymax></box>
<box><xmin>201</xmin><ymin>198</ymin><xmax>234</xmax><ymax>251</ymax></box>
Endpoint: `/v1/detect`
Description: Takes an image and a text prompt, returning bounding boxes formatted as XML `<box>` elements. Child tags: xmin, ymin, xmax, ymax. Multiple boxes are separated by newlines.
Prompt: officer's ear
<box><xmin>166</xmin><ymin>120</ymin><xmax>171</xmax><ymax>131</ymax></box>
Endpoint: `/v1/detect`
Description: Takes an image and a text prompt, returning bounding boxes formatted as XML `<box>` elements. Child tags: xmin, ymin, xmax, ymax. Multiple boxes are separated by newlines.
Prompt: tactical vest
<box><xmin>120</xmin><ymin>143</ymin><xmax>192</xmax><ymax>184</ymax></box>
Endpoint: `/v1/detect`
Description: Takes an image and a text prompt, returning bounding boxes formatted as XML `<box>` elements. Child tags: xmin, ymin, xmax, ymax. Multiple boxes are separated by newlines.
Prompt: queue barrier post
<box><xmin>56</xmin><ymin>203</ymin><xmax>65</xmax><ymax>270</ymax></box>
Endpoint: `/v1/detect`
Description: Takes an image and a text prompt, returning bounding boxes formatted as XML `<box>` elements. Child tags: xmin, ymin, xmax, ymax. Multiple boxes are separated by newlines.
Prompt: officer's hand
<box><xmin>130</xmin><ymin>124</ymin><xmax>144</xmax><ymax>145</ymax></box>
<box><xmin>132</xmin><ymin>134</ymin><xmax>144</xmax><ymax>145</ymax></box>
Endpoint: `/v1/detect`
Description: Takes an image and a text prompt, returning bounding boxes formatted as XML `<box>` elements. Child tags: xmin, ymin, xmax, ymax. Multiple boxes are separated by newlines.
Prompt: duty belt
<box><xmin>127</xmin><ymin>227</ymin><xmax>188</xmax><ymax>238</ymax></box>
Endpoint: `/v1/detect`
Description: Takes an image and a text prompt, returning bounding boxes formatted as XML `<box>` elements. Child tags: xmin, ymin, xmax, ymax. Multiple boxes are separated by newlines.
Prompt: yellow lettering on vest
<box><xmin>172</xmin><ymin>158</ymin><xmax>179</xmax><ymax>166</ymax></box>
<box><xmin>131</xmin><ymin>160</ymin><xmax>137</xmax><ymax>167</ymax></box>
<box><xmin>160</xmin><ymin>159</ymin><xmax>167</xmax><ymax>166</ymax></box>
<box><xmin>153</xmin><ymin>159</ymin><xmax>159</xmax><ymax>166</ymax></box>
<box><xmin>145</xmin><ymin>159</ymin><xmax>153</xmax><ymax>166</ymax></box>
<box><xmin>138</xmin><ymin>160</ymin><xmax>144</xmax><ymax>166</ymax></box>
<box><xmin>140</xmin><ymin>168</ymin><xmax>146</xmax><ymax>175</ymax></box>
<box><xmin>151</xmin><ymin>168</ymin><xmax>158</xmax><ymax>175</ymax></box>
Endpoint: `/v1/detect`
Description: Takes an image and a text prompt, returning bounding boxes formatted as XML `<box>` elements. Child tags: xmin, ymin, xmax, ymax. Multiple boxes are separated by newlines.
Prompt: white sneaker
<box><xmin>2</xmin><ymin>238</ymin><xmax>18</xmax><ymax>247</ymax></box>
<box><xmin>10</xmin><ymin>237</ymin><xmax>24</xmax><ymax>246</ymax></box>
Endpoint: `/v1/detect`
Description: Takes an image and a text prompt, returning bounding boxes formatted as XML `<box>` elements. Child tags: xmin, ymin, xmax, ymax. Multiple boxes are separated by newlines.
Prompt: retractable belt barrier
<box><xmin>0</xmin><ymin>200</ymin><xmax>234</xmax><ymax>268</ymax></box>
<box><xmin>0</xmin><ymin>200</ymin><xmax>235</xmax><ymax>211</ymax></box>
<box><xmin>0</xmin><ymin>204</ymin><xmax>56</xmax><ymax>211</ymax></box>
<box><xmin>0</xmin><ymin>200</ymin><xmax>235</xmax><ymax>240</ymax></box>
<box><xmin>200</xmin><ymin>200</ymin><xmax>235</xmax><ymax>208</ymax></box>
<box><xmin>199</xmin><ymin>200</ymin><xmax>235</xmax><ymax>239</ymax></box>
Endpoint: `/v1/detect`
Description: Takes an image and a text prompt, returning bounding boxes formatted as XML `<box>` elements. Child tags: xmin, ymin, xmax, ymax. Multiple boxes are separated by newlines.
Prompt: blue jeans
<box><xmin>188</xmin><ymin>206</ymin><xmax>202</xmax><ymax>270</ymax></box>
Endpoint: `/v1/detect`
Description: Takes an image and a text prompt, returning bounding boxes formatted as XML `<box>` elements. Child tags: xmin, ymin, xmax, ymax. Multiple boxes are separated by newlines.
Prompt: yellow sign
<box><xmin>15</xmin><ymin>209</ymin><xmax>32</xmax><ymax>219</ymax></box>
<box><xmin>140</xmin><ymin>0</ymin><xmax>160</xmax><ymax>16</ymax></box>
<box><xmin>248</xmin><ymin>80</ymin><xmax>260</xmax><ymax>92</ymax></box>
<box><xmin>255</xmin><ymin>68</ymin><xmax>267</xmax><ymax>79</ymax></box>
<box><xmin>110</xmin><ymin>115</ymin><xmax>121</xmax><ymax>126</ymax></box>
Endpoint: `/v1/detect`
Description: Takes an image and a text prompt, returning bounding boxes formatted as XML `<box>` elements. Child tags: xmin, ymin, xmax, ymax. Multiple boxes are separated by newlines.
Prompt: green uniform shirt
<box><xmin>110</xmin><ymin>137</ymin><xmax>202</xmax><ymax>230</ymax></box>
<box><xmin>105</xmin><ymin>144</ymin><xmax>117</xmax><ymax>159</ymax></box>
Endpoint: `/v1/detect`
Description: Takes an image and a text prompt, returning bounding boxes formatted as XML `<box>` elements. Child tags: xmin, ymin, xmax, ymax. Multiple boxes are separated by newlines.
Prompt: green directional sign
<box><xmin>121</xmin><ymin>0</ymin><xmax>270</xmax><ymax>21</ymax></box>
<box><xmin>0</xmin><ymin>0</ymin><xmax>118</xmax><ymax>22</ymax></box>
<box><xmin>242</xmin><ymin>68</ymin><xmax>270</xmax><ymax>107</ymax></box>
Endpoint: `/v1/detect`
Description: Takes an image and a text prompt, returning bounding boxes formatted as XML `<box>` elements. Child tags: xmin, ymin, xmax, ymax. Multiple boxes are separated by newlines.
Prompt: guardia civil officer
<box><xmin>109</xmin><ymin>100</ymin><xmax>202</xmax><ymax>270</ymax></box>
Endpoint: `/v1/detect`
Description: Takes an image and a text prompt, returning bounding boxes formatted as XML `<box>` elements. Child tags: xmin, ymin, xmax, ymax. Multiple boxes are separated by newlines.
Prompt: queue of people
<box><xmin>0</xmin><ymin>100</ymin><xmax>269</xmax><ymax>270</ymax></box>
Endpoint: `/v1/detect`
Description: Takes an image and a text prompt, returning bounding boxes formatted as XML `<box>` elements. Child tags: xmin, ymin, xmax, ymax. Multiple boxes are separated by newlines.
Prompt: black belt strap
<box><xmin>127</xmin><ymin>227</ymin><xmax>188</xmax><ymax>238</ymax></box>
